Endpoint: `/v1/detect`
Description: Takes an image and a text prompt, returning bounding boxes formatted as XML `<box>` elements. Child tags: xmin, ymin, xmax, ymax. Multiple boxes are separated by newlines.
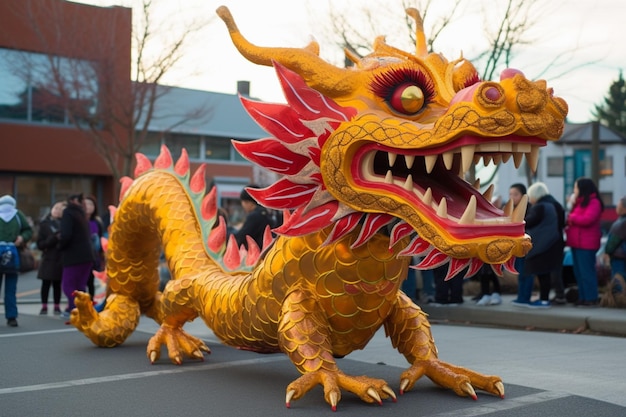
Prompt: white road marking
<box><xmin>0</xmin><ymin>328</ymin><xmax>76</xmax><ymax>338</ymax></box>
<box><xmin>0</xmin><ymin>356</ymin><xmax>286</xmax><ymax>395</ymax></box>
<box><xmin>430</xmin><ymin>390</ymin><xmax>572</xmax><ymax>416</ymax></box>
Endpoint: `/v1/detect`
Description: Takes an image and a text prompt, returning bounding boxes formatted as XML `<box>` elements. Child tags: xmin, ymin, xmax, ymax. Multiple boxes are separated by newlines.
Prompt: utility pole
<box><xmin>591</xmin><ymin>121</ymin><xmax>600</xmax><ymax>186</ymax></box>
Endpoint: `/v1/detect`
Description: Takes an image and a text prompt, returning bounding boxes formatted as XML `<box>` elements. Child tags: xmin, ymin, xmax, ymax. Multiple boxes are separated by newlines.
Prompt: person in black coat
<box><xmin>36</xmin><ymin>201</ymin><xmax>66</xmax><ymax>315</ymax></box>
<box><xmin>58</xmin><ymin>194</ymin><xmax>95</xmax><ymax>318</ymax></box>
<box><xmin>523</xmin><ymin>182</ymin><xmax>565</xmax><ymax>308</ymax></box>
<box><xmin>234</xmin><ymin>185</ymin><xmax>274</xmax><ymax>250</ymax></box>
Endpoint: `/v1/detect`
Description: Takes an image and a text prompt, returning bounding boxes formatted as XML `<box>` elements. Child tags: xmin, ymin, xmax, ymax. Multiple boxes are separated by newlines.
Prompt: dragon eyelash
<box><xmin>370</xmin><ymin>67</ymin><xmax>435</xmax><ymax>108</ymax></box>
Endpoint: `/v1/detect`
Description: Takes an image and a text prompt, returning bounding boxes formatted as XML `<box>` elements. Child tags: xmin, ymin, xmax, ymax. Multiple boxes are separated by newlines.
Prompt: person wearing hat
<box><xmin>0</xmin><ymin>194</ymin><xmax>33</xmax><ymax>327</ymax></box>
<box><xmin>234</xmin><ymin>185</ymin><xmax>274</xmax><ymax>250</ymax></box>
<box><xmin>58</xmin><ymin>193</ymin><xmax>95</xmax><ymax>320</ymax></box>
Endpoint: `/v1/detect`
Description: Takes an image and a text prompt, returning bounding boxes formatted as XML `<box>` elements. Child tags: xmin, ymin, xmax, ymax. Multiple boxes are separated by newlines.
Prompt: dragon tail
<box><xmin>71</xmin><ymin>146</ymin><xmax>258</xmax><ymax>347</ymax></box>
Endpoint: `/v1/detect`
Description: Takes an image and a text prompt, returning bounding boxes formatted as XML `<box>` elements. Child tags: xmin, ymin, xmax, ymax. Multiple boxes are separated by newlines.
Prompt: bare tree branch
<box><xmin>5</xmin><ymin>0</ymin><xmax>213</xmax><ymax>187</ymax></box>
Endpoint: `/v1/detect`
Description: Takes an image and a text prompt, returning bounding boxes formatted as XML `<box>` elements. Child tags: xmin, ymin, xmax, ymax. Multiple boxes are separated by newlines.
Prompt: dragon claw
<box><xmin>461</xmin><ymin>381</ymin><xmax>477</xmax><ymax>400</ymax></box>
<box><xmin>285</xmin><ymin>389</ymin><xmax>295</xmax><ymax>408</ymax></box>
<box><xmin>367</xmin><ymin>388</ymin><xmax>382</xmax><ymax>405</ymax></box>
<box><xmin>399</xmin><ymin>378</ymin><xmax>409</xmax><ymax>394</ymax></box>
<box><xmin>495</xmin><ymin>381</ymin><xmax>505</xmax><ymax>398</ymax></box>
<box><xmin>382</xmin><ymin>385</ymin><xmax>397</xmax><ymax>402</ymax></box>
<box><xmin>146</xmin><ymin>325</ymin><xmax>210</xmax><ymax>365</ymax></box>
<box><xmin>329</xmin><ymin>392</ymin><xmax>338</xmax><ymax>411</ymax></box>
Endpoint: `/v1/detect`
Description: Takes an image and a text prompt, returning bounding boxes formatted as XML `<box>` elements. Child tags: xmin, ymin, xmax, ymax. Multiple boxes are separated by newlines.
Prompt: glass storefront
<box><xmin>0</xmin><ymin>173</ymin><xmax>102</xmax><ymax>225</ymax></box>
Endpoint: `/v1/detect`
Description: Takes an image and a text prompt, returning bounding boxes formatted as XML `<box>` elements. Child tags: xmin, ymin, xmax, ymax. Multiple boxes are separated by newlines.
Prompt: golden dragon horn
<box><xmin>216</xmin><ymin>6</ymin><xmax>352</xmax><ymax>98</ymax></box>
<box><xmin>406</xmin><ymin>8</ymin><xmax>427</xmax><ymax>57</ymax></box>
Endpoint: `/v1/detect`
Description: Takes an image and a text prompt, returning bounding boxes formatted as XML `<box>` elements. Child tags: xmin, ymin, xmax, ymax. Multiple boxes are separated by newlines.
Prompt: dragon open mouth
<box><xmin>354</xmin><ymin>135</ymin><xmax>537</xmax><ymax>238</ymax></box>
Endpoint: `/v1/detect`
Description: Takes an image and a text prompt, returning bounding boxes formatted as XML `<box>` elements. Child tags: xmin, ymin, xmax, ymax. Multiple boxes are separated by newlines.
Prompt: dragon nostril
<box><xmin>485</xmin><ymin>87</ymin><xmax>501</xmax><ymax>102</ymax></box>
<box><xmin>500</xmin><ymin>68</ymin><xmax>524</xmax><ymax>80</ymax></box>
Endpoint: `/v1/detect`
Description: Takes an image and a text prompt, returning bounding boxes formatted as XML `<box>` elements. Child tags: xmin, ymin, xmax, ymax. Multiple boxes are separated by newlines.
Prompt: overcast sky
<box><xmin>78</xmin><ymin>0</ymin><xmax>623</xmax><ymax>123</ymax></box>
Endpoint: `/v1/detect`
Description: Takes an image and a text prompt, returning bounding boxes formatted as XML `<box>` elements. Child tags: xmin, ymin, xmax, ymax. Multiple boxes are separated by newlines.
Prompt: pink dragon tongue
<box><xmin>500</xmin><ymin>68</ymin><xmax>525</xmax><ymax>80</ymax></box>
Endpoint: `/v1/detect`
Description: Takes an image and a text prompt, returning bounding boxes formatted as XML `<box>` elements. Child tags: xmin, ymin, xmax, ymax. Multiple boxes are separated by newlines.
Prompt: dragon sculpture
<box><xmin>70</xmin><ymin>5</ymin><xmax>567</xmax><ymax>410</ymax></box>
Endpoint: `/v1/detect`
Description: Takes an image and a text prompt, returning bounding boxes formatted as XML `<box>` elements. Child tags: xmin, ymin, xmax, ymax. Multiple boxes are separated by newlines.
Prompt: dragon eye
<box><xmin>390</xmin><ymin>84</ymin><xmax>425</xmax><ymax>114</ymax></box>
<box><xmin>371</xmin><ymin>67</ymin><xmax>434</xmax><ymax>116</ymax></box>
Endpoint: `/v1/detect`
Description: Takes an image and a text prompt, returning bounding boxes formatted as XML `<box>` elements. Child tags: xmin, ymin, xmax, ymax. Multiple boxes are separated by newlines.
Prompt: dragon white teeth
<box><xmin>425</xmin><ymin>155</ymin><xmax>437</xmax><ymax>174</ymax></box>
<box><xmin>503</xmin><ymin>199</ymin><xmax>514</xmax><ymax>217</ymax></box>
<box><xmin>499</xmin><ymin>143</ymin><xmax>512</xmax><ymax>152</ymax></box>
<box><xmin>513</xmin><ymin>143</ymin><xmax>531</xmax><ymax>153</ymax></box>
<box><xmin>459</xmin><ymin>195</ymin><xmax>477</xmax><ymax>225</ymax></box>
<box><xmin>511</xmin><ymin>194</ymin><xmax>528</xmax><ymax>223</ymax></box>
<box><xmin>526</xmin><ymin>145</ymin><xmax>540</xmax><ymax>173</ymax></box>
<box><xmin>477</xmin><ymin>143</ymin><xmax>499</xmax><ymax>152</ymax></box>
<box><xmin>461</xmin><ymin>145</ymin><xmax>475</xmax><ymax>173</ymax></box>
<box><xmin>403</xmin><ymin>174</ymin><xmax>414</xmax><ymax>191</ymax></box>
<box><xmin>369</xmin><ymin>141</ymin><xmax>540</xmax><ymax>227</ymax></box>
<box><xmin>422</xmin><ymin>187</ymin><xmax>433</xmax><ymax>206</ymax></box>
<box><xmin>436</xmin><ymin>197</ymin><xmax>448</xmax><ymax>218</ymax></box>
<box><xmin>385</xmin><ymin>170</ymin><xmax>394</xmax><ymax>184</ymax></box>
<box><xmin>405</xmin><ymin>154</ymin><xmax>415</xmax><ymax>170</ymax></box>
<box><xmin>482</xmin><ymin>184</ymin><xmax>494</xmax><ymax>202</ymax></box>
<box><xmin>443</xmin><ymin>151</ymin><xmax>454</xmax><ymax>170</ymax></box>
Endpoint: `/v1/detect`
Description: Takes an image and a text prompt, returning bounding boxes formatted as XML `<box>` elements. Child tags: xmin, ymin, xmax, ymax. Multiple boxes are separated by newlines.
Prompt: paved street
<box><xmin>1</xmin><ymin>271</ymin><xmax>625</xmax><ymax>416</ymax></box>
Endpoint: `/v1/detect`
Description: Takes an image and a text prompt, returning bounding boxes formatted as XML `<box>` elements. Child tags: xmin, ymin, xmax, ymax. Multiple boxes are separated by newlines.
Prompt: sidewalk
<box><xmin>11</xmin><ymin>269</ymin><xmax>626</xmax><ymax>337</ymax></box>
<box><xmin>421</xmin><ymin>293</ymin><xmax>626</xmax><ymax>337</ymax></box>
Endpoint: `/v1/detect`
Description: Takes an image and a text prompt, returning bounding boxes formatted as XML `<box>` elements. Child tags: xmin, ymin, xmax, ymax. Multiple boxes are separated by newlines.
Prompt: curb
<box><xmin>422</xmin><ymin>302</ymin><xmax>626</xmax><ymax>337</ymax></box>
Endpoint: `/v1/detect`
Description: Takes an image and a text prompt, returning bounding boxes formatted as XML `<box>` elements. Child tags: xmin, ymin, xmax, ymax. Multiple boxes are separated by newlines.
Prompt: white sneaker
<box><xmin>476</xmin><ymin>294</ymin><xmax>491</xmax><ymax>306</ymax></box>
<box><xmin>489</xmin><ymin>292</ymin><xmax>502</xmax><ymax>305</ymax></box>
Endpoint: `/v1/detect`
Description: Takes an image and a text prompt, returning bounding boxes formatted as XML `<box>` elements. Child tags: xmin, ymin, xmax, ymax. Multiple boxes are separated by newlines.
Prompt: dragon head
<box><xmin>217</xmin><ymin>6</ymin><xmax>567</xmax><ymax>276</ymax></box>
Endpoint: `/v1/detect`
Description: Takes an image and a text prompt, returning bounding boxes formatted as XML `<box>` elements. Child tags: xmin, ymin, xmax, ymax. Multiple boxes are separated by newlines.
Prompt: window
<box><xmin>164</xmin><ymin>133</ymin><xmax>201</xmax><ymax>160</ymax></box>
<box><xmin>140</xmin><ymin>131</ymin><xmax>249</xmax><ymax>164</ymax></box>
<box><xmin>599</xmin><ymin>155</ymin><xmax>613</xmax><ymax>177</ymax></box>
<box><xmin>546</xmin><ymin>156</ymin><xmax>564</xmax><ymax>177</ymax></box>
<box><xmin>0</xmin><ymin>48</ymin><xmax>99</xmax><ymax>125</ymax></box>
<box><xmin>204</xmin><ymin>136</ymin><xmax>231</xmax><ymax>160</ymax></box>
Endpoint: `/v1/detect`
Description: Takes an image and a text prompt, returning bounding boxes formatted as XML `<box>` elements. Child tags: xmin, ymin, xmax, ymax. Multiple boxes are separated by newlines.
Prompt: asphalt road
<box><xmin>1</xmin><ymin>271</ymin><xmax>625</xmax><ymax>416</ymax></box>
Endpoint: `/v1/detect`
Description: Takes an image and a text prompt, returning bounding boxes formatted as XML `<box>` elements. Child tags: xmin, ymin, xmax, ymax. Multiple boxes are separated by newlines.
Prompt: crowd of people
<box><xmin>2</xmin><ymin>176</ymin><xmax>625</xmax><ymax>328</ymax></box>
<box><xmin>407</xmin><ymin>177</ymin><xmax>625</xmax><ymax>310</ymax></box>
<box><xmin>2</xmin><ymin>183</ymin><xmax>283</xmax><ymax>328</ymax></box>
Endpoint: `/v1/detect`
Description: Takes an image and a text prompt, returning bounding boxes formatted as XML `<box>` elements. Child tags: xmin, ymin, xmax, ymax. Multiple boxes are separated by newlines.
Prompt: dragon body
<box><xmin>71</xmin><ymin>6</ymin><xmax>567</xmax><ymax>410</ymax></box>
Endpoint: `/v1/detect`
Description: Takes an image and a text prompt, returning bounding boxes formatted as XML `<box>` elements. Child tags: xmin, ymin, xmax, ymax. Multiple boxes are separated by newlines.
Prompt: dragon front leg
<box><xmin>385</xmin><ymin>292</ymin><xmax>505</xmax><ymax>399</ymax></box>
<box><xmin>146</xmin><ymin>278</ymin><xmax>210</xmax><ymax>365</ymax></box>
<box><xmin>279</xmin><ymin>290</ymin><xmax>396</xmax><ymax>411</ymax></box>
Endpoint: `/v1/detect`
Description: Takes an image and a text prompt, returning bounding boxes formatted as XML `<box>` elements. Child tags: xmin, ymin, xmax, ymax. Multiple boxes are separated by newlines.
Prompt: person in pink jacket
<box><xmin>565</xmin><ymin>177</ymin><xmax>604</xmax><ymax>306</ymax></box>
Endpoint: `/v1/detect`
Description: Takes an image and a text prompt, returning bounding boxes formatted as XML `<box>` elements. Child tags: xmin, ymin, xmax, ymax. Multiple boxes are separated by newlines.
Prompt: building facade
<box><xmin>0</xmin><ymin>0</ymin><xmax>132</xmax><ymax>221</ymax></box>
<box><xmin>0</xmin><ymin>0</ymin><xmax>263</xmax><ymax>227</ymax></box>
<box><xmin>494</xmin><ymin>122</ymin><xmax>626</xmax><ymax>228</ymax></box>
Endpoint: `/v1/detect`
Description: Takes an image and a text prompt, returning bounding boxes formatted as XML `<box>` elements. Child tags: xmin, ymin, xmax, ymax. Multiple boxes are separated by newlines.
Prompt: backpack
<box><xmin>0</xmin><ymin>242</ymin><xmax>20</xmax><ymax>273</ymax></box>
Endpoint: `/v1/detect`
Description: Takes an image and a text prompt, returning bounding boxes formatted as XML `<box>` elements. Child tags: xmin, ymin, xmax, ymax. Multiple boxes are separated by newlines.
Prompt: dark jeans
<box><xmin>433</xmin><ymin>264</ymin><xmax>465</xmax><ymax>304</ymax></box>
<box><xmin>571</xmin><ymin>248</ymin><xmax>599</xmax><ymax>302</ymax></box>
<box><xmin>479</xmin><ymin>266</ymin><xmax>501</xmax><ymax>296</ymax></box>
<box><xmin>0</xmin><ymin>271</ymin><xmax>18</xmax><ymax>319</ymax></box>
<box><xmin>515</xmin><ymin>257</ymin><xmax>533</xmax><ymax>303</ymax></box>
